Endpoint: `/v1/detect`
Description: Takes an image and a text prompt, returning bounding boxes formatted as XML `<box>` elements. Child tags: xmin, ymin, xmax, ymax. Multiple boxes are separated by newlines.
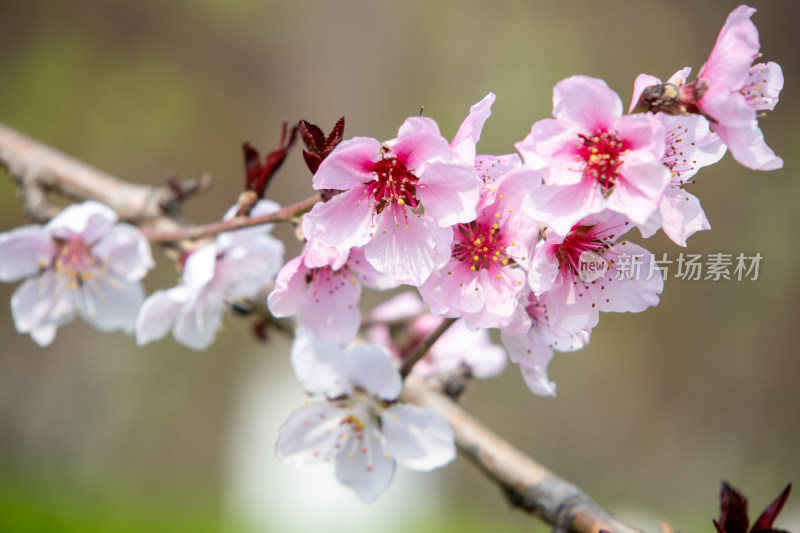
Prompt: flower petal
<box><xmin>136</xmin><ymin>286</ymin><xmax>188</xmax><ymax>346</ymax></box>
<box><xmin>46</xmin><ymin>201</ymin><xmax>118</xmax><ymax>244</ymax></box>
<box><xmin>290</xmin><ymin>329</ymin><xmax>351</xmax><ymax>398</ymax></box>
<box><xmin>334</xmin><ymin>425</ymin><xmax>396</xmax><ymax>503</ymax></box>
<box><xmin>0</xmin><ymin>225</ymin><xmax>56</xmax><ymax>282</ymax></box>
<box><xmin>91</xmin><ymin>223</ymin><xmax>154</xmax><ymax>282</ymax></box>
<box><xmin>381</xmin><ymin>404</ymin><xmax>456</xmax><ymax>471</ymax></box>
<box><xmin>345</xmin><ymin>345</ymin><xmax>402</xmax><ymax>401</ymax></box>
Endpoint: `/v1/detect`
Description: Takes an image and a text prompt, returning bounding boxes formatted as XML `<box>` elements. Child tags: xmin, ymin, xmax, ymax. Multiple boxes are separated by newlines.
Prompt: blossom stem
<box><xmin>141</xmin><ymin>193</ymin><xmax>322</xmax><ymax>242</ymax></box>
<box><xmin>401</xmin><ymin>373</ymin><xmax>643</xmax><ymax>533</ymax></box>
<box><xmin>399</xmin><ymin>317</ymin><xmax>457</xmax><ymax>378</ymax></box>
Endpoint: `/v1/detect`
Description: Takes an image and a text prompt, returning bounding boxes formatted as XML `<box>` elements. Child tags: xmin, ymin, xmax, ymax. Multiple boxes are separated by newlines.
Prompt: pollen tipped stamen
<box><xmin>577</xmin><ymin>130</ymin><xmax>628</xmax><ymax>197</ymax></box>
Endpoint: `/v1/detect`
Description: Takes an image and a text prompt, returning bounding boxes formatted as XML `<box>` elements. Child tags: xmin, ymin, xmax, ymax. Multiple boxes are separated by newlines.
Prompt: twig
<box><xmin>0</xmin><ymin>122</ymin><xmax>206</xmax><ymax>224</ymax></box>
<box><xmin>399</xmin><ymin>317</ymin><xmax>456</xmax><ymax>378</ymax></box>
<box><xmin>140</xmin><ymin>193</ymin><xmax>321</xmax><ymax>242</ymax></box>
<box><xmin>400</xmin><ymin>373</ymin><xmax>643</xmax><ymax>533</ymax></box>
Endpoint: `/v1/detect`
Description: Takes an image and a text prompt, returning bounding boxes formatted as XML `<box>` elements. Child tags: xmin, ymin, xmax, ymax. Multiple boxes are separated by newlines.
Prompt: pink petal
<box><xmin>524</xmin><ymin>181</ymin><xmax>603</xmax><ymax>237</ymax></box>
<box><xmin>381</xmin><ymin>404</ymin><xmax>456</xmax><ymax>471</ymax></box>
<box><xmin>552</xmin><ymin>75</ymin><xmax>622</xmax><ymax>130</ymax></box>
<box><xmin>267</xmin><ymin>256</ymin><xmax>308</xmax><ymax>317</ymax></box>
<box><xmin>518</xmin><ymin>343</ymin><xmax>557</xmax><ymax>396</ymax></box>
<box><xmin>451</xmin><ymin>93</ymin><xmax>495</xmax><ymax>164</ymax></box>
<box><xmin>312</xmin><ymin>137</ymin><xmax>382</xmax><ymax>191</ymax></box>
<box><xmin>699</xmin><ymin>5</ymin><xmax>760</xmax><ymax>89</ymax></box>
<box><xmin>0</xmin><ymin>225</ymin><xmax>56</xmax><ymax>282</ymax></box>
<box><xmin>390</xmin><ymin>117</ymin><xmax>453</xmax><ymax>170</ymax></box>
<box><xmin>364</xmin><ymin>213</ymin><xmax>452</xmax><ymax>286</ymax></box>
<box><xmin>302</xmin><ymin>188</ymin><xmax>374</xmax><ymax>254</ymax></box>
<box><xmin>418</xmin><ymin>160</ymin><xmax>480</xmax><ymax>227</ymax></box>
<box><xmin>298</xmin><ymin>267</ymin><xmax>361</xmax><ymax>345</ymax></box>
<box><xmin>629</xmin><ymin>73</ymin><xmax>662</xmax><ymax>113</ymax></box>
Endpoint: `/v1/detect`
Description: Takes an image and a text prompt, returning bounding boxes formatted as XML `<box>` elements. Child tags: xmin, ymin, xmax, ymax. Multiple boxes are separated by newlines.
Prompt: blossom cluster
<box><xmin>0</xmin><ymin>4</ymin><xmax>784</xmax><ymax>503</ymax></box>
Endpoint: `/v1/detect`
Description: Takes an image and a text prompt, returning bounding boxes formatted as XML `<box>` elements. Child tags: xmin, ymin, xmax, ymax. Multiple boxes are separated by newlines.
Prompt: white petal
<box><xmin>78</xmin><ymin>277</ymin><xmax>144</xmax><ymax>333</ymax></box>
<box><xmin>182</xmin><ymin>244</ymin><xmax>218</xmax><ymax>292</ymax></box>
<box><xmin>345</xmin><ymin>345</ymin><xmax>402</xmax><ymax>401</ymax></box>
<box><xmin>290</xmin><ymin>329</ymin><xmax>351</xmax><ymax>398</ymax></box>
<box><xmin>46</xmin><ymin>201</ymin><xmax>117</xmax><ymax>244</ymax></box>
<box><xmin>276</xmin><ymin>402</ymin><xmax>351</xmax><ymax>465</ymax></box>
<box><xmin>381</xmin><ymin>404</ymin><xmax>456</xmax><ymax>471</ymax></box>
<box><xmin>91</xmin><ymin>223</ymin><xmax>154</xmax><ymax>282</ymax></box>
<box><xmin>172</xmin><ymin>291</ymin><xmax>225</xmax><ymax>350</ymax></box>
<box><xmin>11</xmin><ymin>273</ymin><xmax>76</xmax><ymax>340</ymax></box>
<box><xmin>136</xmin><ymin>286</ymin><xmax>187</xmax><ymax>346</ymax></box>
<box><xmin>334</xmin><ymin>424</ymin><xmax>396</xmax><ymax>503</ymax></box>
<box><xmin>0</xmin><ymin>225</ymin><xmax>56</xmax><ymax>282</ymax></box>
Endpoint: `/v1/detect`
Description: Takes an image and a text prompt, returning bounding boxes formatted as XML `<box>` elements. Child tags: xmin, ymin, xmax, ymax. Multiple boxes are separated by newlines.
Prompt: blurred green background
<box><xmin>0</xmin><ymin>0</ymin><xmax>798</xmax><ymax>532</ymax></box>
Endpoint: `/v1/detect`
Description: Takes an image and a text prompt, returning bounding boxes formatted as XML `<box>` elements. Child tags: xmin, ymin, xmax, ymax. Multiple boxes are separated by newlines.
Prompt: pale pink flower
<box><xmin>692</xmin><ymin>5</ymin><xmax>783</xmax><ymax>170</ymax></box>
<box><xmin>136</xmin><ymin>200</ymin><xmax>284</xmax><ymax>350</ymax></box>
<box><xmin>0</xmin><ymin>201</ymin><xmax>153</xmax><ymax>346</ymax></box>
<box><xmin>276</xmin><ymin>330</ymin><xmax>456</xmax><ymax>502</ymax></box>
<box><xmin>418</xmin><ymin>168</ymin><xmax>538</xmax><ymax>330</ymax></box>
<box><xmin>500</xmin><ymin>291</ymin><xmax>590</xmax><ymax>396</ymax></box>
<box><xmin>631</xmin><ymin>69</ymin><xmax>727</xmax><ymax>246</ymax></box>
<box><xmin>527</xmin><ymin>213</ymin><xmax>663</xmax><ymax>336</ymax></box>
<box><xmin>367</xmin><ymin>292</ymin><xmax>506</xmax><ymax>379</ymax></box>
<box><xmin>516</xmin><ymin>75</ymin><xmax>671</xmax><ymax>236</ymax></box>
<box><xmin>633</xmin><ymin>6</ymin><xmax>783</xmax><ymax>170</ymax></box>
<box><xmin>268</xmin><ymin>246</ymin><xmax>395</xmax><ymax>345</ymax></box>
<box><xmin>301</xmin><ymin>116</ymin><xmax>481</xmax><ymax>286</ymax></box>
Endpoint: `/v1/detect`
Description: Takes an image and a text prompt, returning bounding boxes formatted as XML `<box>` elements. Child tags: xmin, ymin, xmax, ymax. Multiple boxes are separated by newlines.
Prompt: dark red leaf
<box><xmin>719</xmin><ymin>482</ymin><xmax>750</xmax><ymax>533</ymax></box>
<box><xmin>752</xmin><ymin>484</ymin><xmax>792</xmax><ymax>532</ymax></box>
<box><xmin>324</xmin><ymin>116</ymin><xmax>345</xmax><ymax>152</ymax></box>
<box><xmin>303</xmin><ymin>150</ymin><xmax>322</xmax><ymax>175</ymax></box>
<box><xmin>242</xmin><ymin>142</ymin><xmax>263</xmax><ymax>193</ymax></box>
<box><xmin>714</xmin><ymin>519</ymin><xmax>727</xmax><ymax>533</ymax></box>
<box><xmin>299</xmin><ymin>120</ymin><xmax>325</xmax><ymax>153</ymax></box>
<box><xmin>254</xmin><ymin>123</ymin><xmax>298</xmax><ymax>197</ymax></box>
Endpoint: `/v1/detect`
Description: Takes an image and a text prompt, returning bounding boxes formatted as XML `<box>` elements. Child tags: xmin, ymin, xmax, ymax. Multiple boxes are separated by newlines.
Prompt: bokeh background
<box><xmin>0</xmin><ymin>1</ymin><xmax>798</xmax><ymax>532</ymax></box>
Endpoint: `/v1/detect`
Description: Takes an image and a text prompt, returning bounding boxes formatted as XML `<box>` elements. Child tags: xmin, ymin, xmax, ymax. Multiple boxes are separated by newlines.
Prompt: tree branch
<box><xmin>0</xmin><ymin>122</ymin><xmax>209</xmax><ymax>224</ymax></box>
<box><xmin>401</xmin><ymin>374</ymin><xmax>643</xmax><ymax>533</ymax></box>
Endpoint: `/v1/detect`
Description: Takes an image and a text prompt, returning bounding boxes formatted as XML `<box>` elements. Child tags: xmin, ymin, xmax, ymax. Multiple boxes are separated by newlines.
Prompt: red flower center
<box><xmin>452</xmin><ymin>220</ymin><xmax>509</xmax><ymax>272</ymax></box>
<box><xmin>577</xmin><ymin>129</ymin><xmax>628</xmax><ymax>196</ymax></box>
<box><xmin>366</xmin><ymin>150</ymin><xmax>421</xmax><ymax>214</ymax></box>
<box><xmin>555</xmin><ymin>225</ymin><xmax>610</xmax><ymax>276</ymax></box>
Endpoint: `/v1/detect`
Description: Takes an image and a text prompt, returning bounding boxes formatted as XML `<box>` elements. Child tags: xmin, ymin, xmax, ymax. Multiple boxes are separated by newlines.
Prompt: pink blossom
<box><xmin>136</xmin><ymin>200</ymin><xmax>284</xmax><ymax>350</ymax></box>
<box><xmin>527</xmin><ymin>213</ymin><xmax>663</xmax><ymax>336</ymax></box>
<box><xmin>302</xmin><ymin>116</ymin><xmax>481</xmax><ymax>286</ymax></box>
<box><xmin>516</xmin><ymin>75</ymin><xmax>671</xmax><ymax>236</ymax></box>
<box><xmin>632</xmin><ymin>6</ymin><xmax>783</xmax><ymax>170</ymax></box>
<box><xmin>631</xmin><ymin>69</ymin><xmax>727</xmax><ymax>246</ymax></box>
<box><xmin>500</xmin><ymin>291</ymin><xmax>590</xmax><ymax>396</ymax></box>
<box><xmin>418</xmin><ymin>168</ymin><xmax>538</xmax><ymax>330</ymax></box>
<box><xmin>276</xmin><ymin>330</ymin><xmax>456</xmax><ymax>502</ymax></box>
<box><xmin>0</xmin><ymin>201</ymin><xmax>154</xmax><ymax>346</ymax></box>
<box><xmin>268</xmin><ymin>246</ymin><xmax>395</xmax><ymax>345</ymax></box>
<box><xmin>693</xmin><ymin>5</ymin><xmax>783</xmax><ymax>170</ymax></box>
<box><xmin>367</xmin><ymin>292</ymin><xmax>507</xmax><ymax>379</ymax></box>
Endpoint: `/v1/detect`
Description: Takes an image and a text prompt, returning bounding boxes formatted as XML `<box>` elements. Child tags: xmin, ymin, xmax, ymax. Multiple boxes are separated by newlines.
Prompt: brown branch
<box><xmin>401</xmin><ymin>374</ymin><xmax>643</xmax><ymax>533</ymax></box>
<box><xmin>399</xmin><ymin>317</ymin><xmax>456</xmax><ymax>378</ymax></box>
<box><xmin>0</xmin><ymin>122</ymin><xmax>208</xmax><ymax>224</ymax></box>
<box><xmin>140</xmin><ymin>193</ymin><xmax>321</xmax><ymax>242</ymax></box>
